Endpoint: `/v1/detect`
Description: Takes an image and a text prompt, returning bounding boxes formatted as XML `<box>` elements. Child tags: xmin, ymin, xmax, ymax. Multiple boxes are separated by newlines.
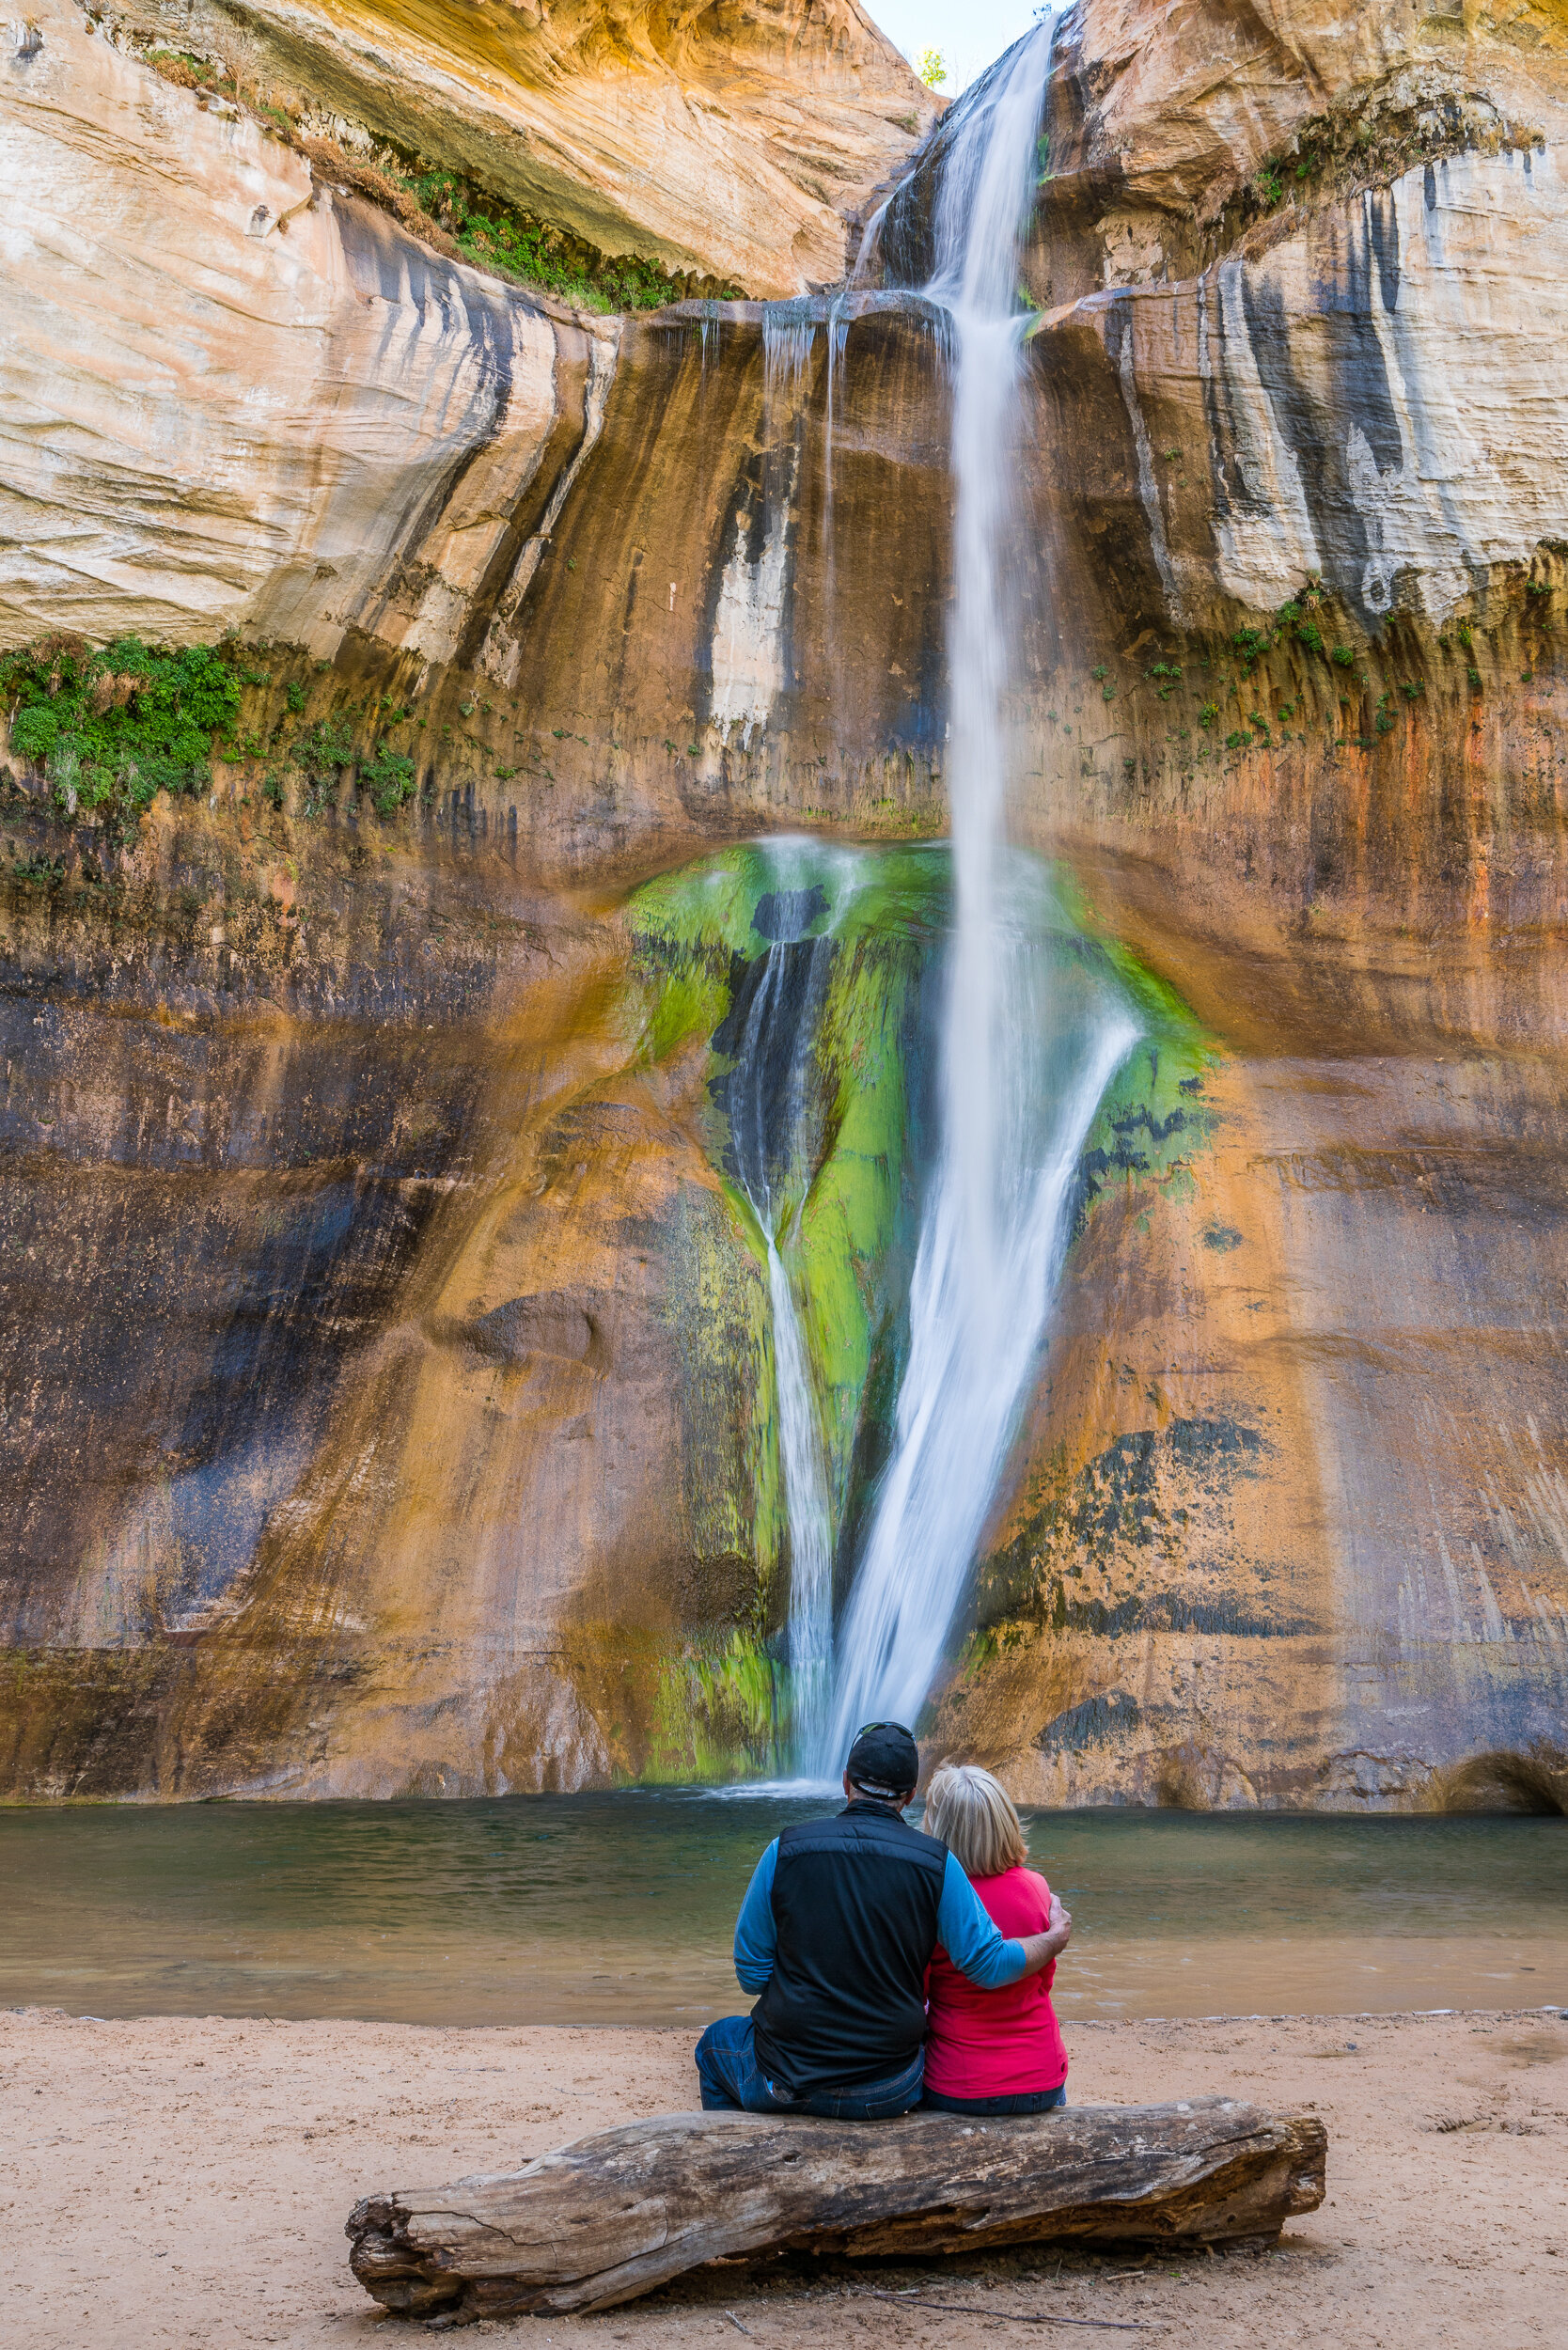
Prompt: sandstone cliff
<box><xmin>76</xmin><ymin>0</ymin><xmax>937</xmax><ymax>294</ymax></box>
<box><xmin>2</xmin><ymin>0</ymin><xmax>1566</xmax><ymax>1810</ymax></box>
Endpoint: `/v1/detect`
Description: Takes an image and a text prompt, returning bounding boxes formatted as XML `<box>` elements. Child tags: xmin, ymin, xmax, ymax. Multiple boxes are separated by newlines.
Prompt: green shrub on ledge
<box><xmin>288</xmin><ymin>717</ymin><xmax>355</xmax><ymax>781</ymax></box>
<box><xmin>409</xmin><ymin>169</ymin><xmax>742</xmax><ymax>313</ymax></box>
<box><xmin>359</xmin><ymin>743</ymin><xmax>418</xmax><ymax>814</ymax></box>
<box><xmin>2</xmin><ymin>634</ymin><xmax>241</xmax><ymax>824</ymax></box>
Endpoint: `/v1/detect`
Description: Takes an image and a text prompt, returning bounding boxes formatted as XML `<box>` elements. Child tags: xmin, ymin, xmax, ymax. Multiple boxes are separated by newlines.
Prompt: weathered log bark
<box><xmin>345</xmin><ymin>2099</ymin><xmax>1327</xmax><ymax>2320</ymax></box>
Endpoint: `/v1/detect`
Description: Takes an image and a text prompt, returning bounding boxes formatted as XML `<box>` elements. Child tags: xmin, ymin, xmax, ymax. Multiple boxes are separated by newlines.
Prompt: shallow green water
<box><xmin>2</xmin><ymin>1795</ymin><xmax>1563</xmax><ymax>2027</ymax></box>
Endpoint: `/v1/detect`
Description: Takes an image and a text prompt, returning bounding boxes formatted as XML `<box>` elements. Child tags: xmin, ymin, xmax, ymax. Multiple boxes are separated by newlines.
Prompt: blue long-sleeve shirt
<box><xmin>732</xmin><ymin>1837</ymin><xmax>1027</xmax><ymax>1996</ymax></box>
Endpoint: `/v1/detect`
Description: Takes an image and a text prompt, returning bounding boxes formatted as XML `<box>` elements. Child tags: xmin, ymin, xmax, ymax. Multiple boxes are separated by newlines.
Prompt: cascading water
<box><xmin>820</xmin><ymin>22</ymin><xmax>1138</xmax><ymax>1762</ymax></box>
<box><xmin>721</xmin><ymin>859</ymin><xmax>843</xmax><ymax>1767</ymax></box>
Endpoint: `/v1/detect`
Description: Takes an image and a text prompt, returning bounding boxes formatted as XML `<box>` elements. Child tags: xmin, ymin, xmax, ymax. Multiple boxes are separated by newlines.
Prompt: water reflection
<box><xmin>1</xmin><ymin>1794</ymin><xmax>1562</xmax><ymax>2026</ymax></box>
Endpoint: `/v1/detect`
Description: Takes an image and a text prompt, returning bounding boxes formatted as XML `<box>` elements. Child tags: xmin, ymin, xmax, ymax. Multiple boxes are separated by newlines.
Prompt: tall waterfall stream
<box><xmin>743</xmin><ymin>23</ymin><xmax>1138</xmax><ymax>1776</ymax></box>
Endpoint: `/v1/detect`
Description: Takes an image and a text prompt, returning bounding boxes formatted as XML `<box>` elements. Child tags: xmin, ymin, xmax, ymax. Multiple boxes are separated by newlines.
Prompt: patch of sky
<box><xmin>867</xmin><ymin>0</ymin><xmax>1043</xmax><ymax>95</ymax></box>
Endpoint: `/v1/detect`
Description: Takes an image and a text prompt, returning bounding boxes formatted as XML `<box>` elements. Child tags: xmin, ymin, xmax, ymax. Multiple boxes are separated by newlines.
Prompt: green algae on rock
<box><xmin>619</xmin><ymin>841</ymin><xmax>947</xmax><ymax>1765</ymax></box>
<box><xmin>627</xmin><ymin>840</ymin><xmax>949</xmax><ymax>1517</ymax></box>
<box><xmin>1071</xmin><ymin>916</ymin><xmax>1222</xmax><ymax>1235</ymax></box>
<box><xmin>607</xmin><ymin>840</ymin><xmax>1220</xmax><ymax>1777</ymax></box>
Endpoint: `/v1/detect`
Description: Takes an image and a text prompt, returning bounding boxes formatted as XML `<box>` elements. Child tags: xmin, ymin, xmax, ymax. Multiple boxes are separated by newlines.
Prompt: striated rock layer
<box><xmin>1</xmin><ymin>0</ymin><xmax>1567</xmax><ymax>1806</ymax></box>
<box><xmin>1</xmin><ymin>6</ymin><xmax>617</xmax><ymax>650</ymax></box>
<box><xmin>76</xmin><ymin>0</ymin><xmax>938</xmax><ymax>296</ymax></box>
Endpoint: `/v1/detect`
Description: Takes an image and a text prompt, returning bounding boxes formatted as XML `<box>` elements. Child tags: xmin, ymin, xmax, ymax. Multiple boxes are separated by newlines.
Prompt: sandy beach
<box><xmin>4</xmin><ymin>2007</ymin><xmax>1564</xmax><ymax>2348</ymax></box>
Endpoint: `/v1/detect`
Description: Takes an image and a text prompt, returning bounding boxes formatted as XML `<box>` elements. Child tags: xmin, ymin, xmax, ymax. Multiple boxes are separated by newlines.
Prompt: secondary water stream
<box><xmin>723</xmin><ymin>874</ymin><xmax>839</xmax><ymax>1766</ymax></box>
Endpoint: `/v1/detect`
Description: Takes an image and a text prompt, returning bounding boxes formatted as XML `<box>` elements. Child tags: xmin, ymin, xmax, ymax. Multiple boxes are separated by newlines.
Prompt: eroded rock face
<box><xmin>87</xmin><ymin>0</ymin><xmax>938</xmax><ymax>293</ymax></box>
<box><xmin>2</xmin><ymin>0</ymin><xmax>1568</xmax><ymax>1807</ymax></box>
<box><xmin>940</xmin><ymin>1041</ymin><xmax>1568</xmax><ymax>1816</ymax></box>
<box><xmin>1</xmin><ymin>8</ymin><xmax>620</xmax><ymax>656</ymax></box>
<box><xmin>1050</xmin><ymin>0</ymin><xmax>1568</xmax><ymax>262</ymax></box>
<box><xmin>1029</xmin><ymin>146</ymin><xmax>1568</xmax><ymax>640</ymax></box>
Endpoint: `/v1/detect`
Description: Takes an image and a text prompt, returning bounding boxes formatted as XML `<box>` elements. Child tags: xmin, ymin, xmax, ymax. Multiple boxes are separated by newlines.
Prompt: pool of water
<box><xmin>2</xmin><ymin>1794</ymin><xmax>1563</xmax><ymax>2026</ymax></box>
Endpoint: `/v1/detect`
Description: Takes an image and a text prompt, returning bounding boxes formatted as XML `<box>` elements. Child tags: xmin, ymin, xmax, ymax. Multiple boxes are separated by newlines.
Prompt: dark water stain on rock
<box><xmin>752</xmin><ymin>884</ymin><xmax>827</xmax><ymax>942</ymax></box>
<box><xmin>1037</xmin><ymin>1685</ymin><xmax>1142</xmax><ymax>1752</ymax></box>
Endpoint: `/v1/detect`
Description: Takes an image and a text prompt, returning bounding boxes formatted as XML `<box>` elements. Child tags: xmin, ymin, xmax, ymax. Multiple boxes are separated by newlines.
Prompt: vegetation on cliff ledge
<box><xmin>0</xmin><ymin>633</ymin><xmax>429</xmax><ymax>842</ymax></box>
<box><xmin>136</xmin><ymin>40</ymin><xmax>738</xmax><ymax>312</ymax></box>
<box><xmin>0</xmin><ymin>634</ymin><xmax>240</xmax><ymax>825</ymax></box>
<box><xmin>406</xmin><ymin>168</ymin><xmax>744</xmax><ymax>312</ymax></box>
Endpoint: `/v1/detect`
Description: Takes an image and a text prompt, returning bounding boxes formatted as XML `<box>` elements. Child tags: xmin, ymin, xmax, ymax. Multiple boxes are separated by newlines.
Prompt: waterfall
<box><xmin>766</xmin><ymin>1236</ymin><xmax>835</xmax><ymax>1762</ymax></box>
<box><xmin>723</xmin><ymin>879</ymin><xmax>839</xmax><ymax>1767</ymax></box>
<box><xmin>821</xmin><ymin>22</ymin><xmax>1138</xmax><ymax>1763</ymax></box>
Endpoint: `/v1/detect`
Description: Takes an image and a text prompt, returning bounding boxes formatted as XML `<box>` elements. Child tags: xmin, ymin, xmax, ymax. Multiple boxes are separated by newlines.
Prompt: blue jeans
<box><xmin>920</xmin><ymin>2082</ymin><xmax>1068</xmax><ymax>2116</ymax></box>
<box><xmin>695</xmin><ymin>2014</ymin><xmax>925</xmax><ymax>2120</ymax></box>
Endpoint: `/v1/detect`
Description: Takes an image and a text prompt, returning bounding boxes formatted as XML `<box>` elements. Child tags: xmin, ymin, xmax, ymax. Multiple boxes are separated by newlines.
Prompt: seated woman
<box><xmin>921</xmin><ymin>1762</ymin><xmax>1072</xmax><ymax>2115</ymax></box>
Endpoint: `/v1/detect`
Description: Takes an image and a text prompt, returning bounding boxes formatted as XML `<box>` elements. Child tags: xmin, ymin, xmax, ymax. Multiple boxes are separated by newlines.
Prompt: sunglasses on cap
<box><xmin>853</xmin><ymin>1720</ymin><xmax>916</xmax><ymax>1742</ymax></box>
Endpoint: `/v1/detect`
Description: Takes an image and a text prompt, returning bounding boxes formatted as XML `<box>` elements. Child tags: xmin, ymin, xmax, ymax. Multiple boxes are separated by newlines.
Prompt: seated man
<box><xmin>695</xmin><ymin>1721</ymin><xmax>1071</xmax><ymax>2120</ymax></box>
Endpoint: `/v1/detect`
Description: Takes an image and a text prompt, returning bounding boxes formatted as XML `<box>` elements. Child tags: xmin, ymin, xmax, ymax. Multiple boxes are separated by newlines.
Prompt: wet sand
<box><xmin>4</xmin><ymin>2007</ymin><xmax>1564</xmax><ymax>2348</ymax></box>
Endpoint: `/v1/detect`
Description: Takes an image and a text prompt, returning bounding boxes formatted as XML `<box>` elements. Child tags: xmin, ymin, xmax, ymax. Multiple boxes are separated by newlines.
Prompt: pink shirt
<box><xmin>924</xmin><ymin>1864</ymin><xmax>1069</xmax><ymax>2099</ymax></box>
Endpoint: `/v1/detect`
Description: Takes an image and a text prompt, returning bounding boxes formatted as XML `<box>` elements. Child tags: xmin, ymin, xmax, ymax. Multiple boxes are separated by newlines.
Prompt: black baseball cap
<box><xmin>845</xmin><ymin>1720</ymin><xmax>919</xmax><ymax>1798</ymax></box>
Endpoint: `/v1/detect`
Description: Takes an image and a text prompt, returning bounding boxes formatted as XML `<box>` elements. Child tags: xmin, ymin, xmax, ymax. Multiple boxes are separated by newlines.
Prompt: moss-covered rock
<box><xmin>613</xmin><ymin>840</ymin><xmax>1219</xmax><ymax>1774</ymax></box>
<box><xmin>621</xmin><ymin>842</ymin><xmax>946</xmax><ymax>1759</ymax></box>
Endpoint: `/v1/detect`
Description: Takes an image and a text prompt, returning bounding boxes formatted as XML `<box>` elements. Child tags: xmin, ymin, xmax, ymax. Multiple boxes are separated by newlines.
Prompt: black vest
<box><xmin>749</xmin><ymin>1801</ymin><xmax>948</xmax><ymax>2098</ymax></box>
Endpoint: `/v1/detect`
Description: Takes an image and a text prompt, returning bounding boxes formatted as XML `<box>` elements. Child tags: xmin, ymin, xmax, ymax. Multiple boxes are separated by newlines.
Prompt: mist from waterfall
<box><xmin>820</xmin><ymin>21</ymin><xmax>1138</xmax><ymax>1764</ymax></box>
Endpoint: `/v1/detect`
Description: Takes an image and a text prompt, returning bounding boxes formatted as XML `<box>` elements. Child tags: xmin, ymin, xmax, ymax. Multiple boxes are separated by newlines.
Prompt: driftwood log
<box><xmin>346</xmin><ymin>2098</ymin><xmax>1326</xmax><ymax>2321</ymax></box>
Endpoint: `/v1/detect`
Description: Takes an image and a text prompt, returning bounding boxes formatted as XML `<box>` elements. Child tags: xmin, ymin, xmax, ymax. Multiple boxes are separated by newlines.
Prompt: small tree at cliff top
<box><xmin>212</xmin><ymin>24</ymin><xmax>264</xmax><ymax>108</ymax></box>
<box><xmin>917</xmin><ymin>48</ymin><xmax>948</xmax><ymax>87</ymax></box>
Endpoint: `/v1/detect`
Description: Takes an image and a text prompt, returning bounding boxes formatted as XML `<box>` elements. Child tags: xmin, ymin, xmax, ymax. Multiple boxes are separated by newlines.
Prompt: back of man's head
<box><xmin>844</xmin><ymin>1720</ymin><xmax>919</xmax><ymax>1803</ymax></box>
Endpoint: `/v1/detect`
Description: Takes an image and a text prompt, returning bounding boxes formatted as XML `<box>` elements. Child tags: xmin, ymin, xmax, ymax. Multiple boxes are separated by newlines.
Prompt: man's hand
<box><xmin>1015</xmin><ymin>1893</ymin><xmax>1072</xmax><ymax>1979</ymax></box>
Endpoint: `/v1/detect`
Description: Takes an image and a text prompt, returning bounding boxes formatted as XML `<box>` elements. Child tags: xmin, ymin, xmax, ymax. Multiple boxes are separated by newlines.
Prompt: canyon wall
<box><xmin>85</xmin><ymin>0</ymin><xmax>938</xmax><ymax>294</ymax></box>
<box><xmin>1</xmin><ymin>0</ymin><xmax>1566</xmax><ymax>1806</ymax></box>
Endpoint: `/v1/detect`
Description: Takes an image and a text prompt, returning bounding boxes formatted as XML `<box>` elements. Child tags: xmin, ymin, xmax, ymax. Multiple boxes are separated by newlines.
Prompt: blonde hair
<box><xmin>923</xmin><ymin>1762</ymin><xmax>1028</xmax><ymax>1879</ymax></box>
